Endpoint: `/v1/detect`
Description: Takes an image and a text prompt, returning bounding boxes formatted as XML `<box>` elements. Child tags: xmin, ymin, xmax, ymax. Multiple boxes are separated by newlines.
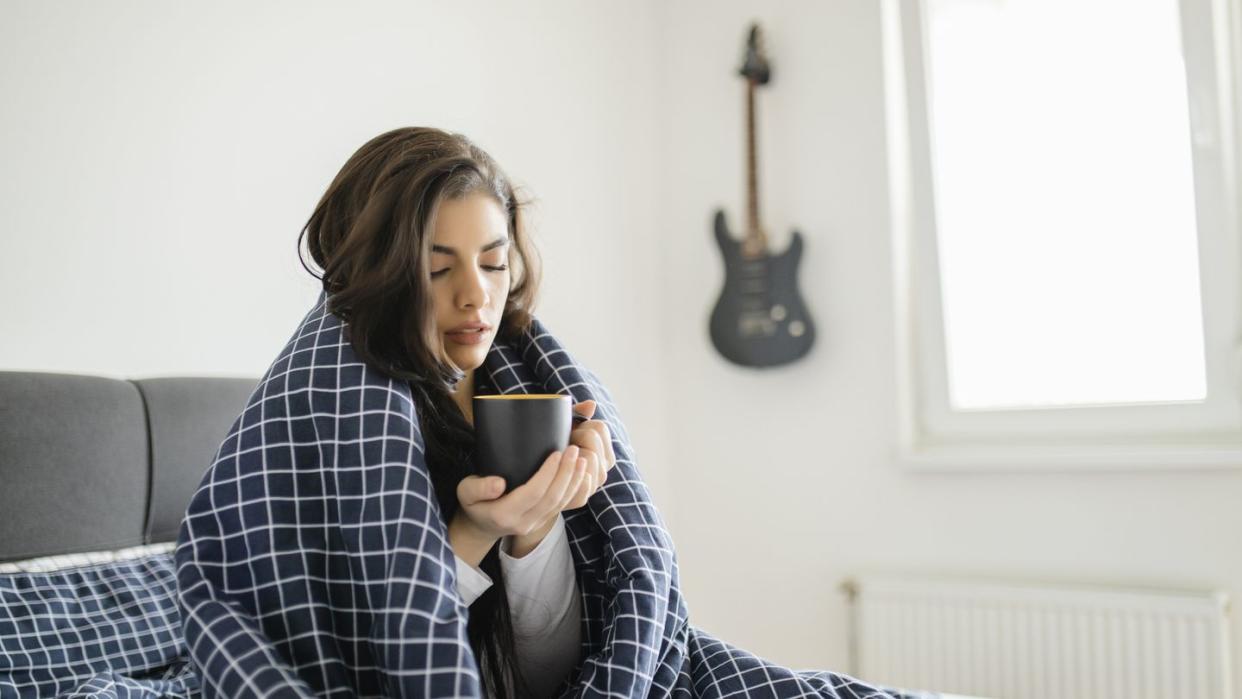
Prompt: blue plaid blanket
<box><xmin>0</xmin><ymin>547</ymin><xmax>199</xmax><ymax>697</ymax></box>
<box><xmin>2</xmin><ymin>289</ymin><xmax>936</xmax><ymax>697</ymax></box>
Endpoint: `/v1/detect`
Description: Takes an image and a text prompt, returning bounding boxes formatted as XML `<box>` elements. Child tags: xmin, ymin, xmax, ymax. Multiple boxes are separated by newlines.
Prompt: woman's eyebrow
<box><xmin>431</xmin><ymin>236</ymin><xmax>509</xmax><ymax>257</ymax></box>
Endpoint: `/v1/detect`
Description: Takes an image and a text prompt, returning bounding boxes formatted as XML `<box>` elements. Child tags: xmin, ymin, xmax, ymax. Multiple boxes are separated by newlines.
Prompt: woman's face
<box><xmin>429</xmin><ymin>192</ymin><xmax>512</xmax><ymax>373</ymax></box>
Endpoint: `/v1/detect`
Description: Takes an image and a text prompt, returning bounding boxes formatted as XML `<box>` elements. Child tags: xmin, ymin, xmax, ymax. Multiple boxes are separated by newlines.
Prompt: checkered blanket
<box><xmin>169</xmin><ymin>290</ymin><xmax>936</xmax><ymax>698</ymax></box>
<box><xmin>0</xmin><ymin>543</ymin><xmax>201</xmax><ymax>697</ymax></box>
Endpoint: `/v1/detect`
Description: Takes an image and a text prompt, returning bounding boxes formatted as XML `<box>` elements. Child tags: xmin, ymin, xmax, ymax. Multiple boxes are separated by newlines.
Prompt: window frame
<box><xmin>881</xmin><ymin>0</ymin><xmax>1242</xmax><ymax>470</ymax></box>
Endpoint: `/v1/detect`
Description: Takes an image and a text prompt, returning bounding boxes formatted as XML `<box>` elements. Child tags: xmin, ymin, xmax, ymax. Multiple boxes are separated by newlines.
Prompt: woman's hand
<box><xmin>456</xmin><ymin>445</ymin><xmax>589</xmax><ymax>541</ymax></box>
<box><xmin>504</xmin><ymin>400</ymin><xmax>621</xmax><ymax>557</ymax></box>
<box><xmin>562</xmin><ymin>400</ymin><xmax>617</xmax><ymax>511</ymax></box>
<box><xmin>455</xmin><ymin>399</ymin><xmax>619</xmax><ymax>543</ymax></box>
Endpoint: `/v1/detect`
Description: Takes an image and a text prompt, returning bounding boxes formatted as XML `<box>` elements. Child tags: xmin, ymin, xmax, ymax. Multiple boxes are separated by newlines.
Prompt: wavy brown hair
<box><xmin>297</xmin><ymin>126</ymin><xmax>544</xmax><ymax>697</ymax></box>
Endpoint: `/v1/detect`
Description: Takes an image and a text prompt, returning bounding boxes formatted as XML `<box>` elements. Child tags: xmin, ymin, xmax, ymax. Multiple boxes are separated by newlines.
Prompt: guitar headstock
<box><xmin>737</xmin><ymin>22</ymin><xmax>771</xmax><ymax>85</ymax></box>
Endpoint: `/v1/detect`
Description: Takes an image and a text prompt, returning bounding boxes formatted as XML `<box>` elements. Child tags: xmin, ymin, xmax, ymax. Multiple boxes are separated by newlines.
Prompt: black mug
<box><xmin>473</xmin><ymin>393</ymin><xmax>574</xmax><ymax>494</ymax></box>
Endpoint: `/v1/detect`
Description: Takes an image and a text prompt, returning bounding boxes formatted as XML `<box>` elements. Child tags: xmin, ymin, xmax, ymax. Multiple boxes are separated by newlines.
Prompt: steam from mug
<box><xmin>473</xmin><ymin>394</ymin><xmax>572</xmax><ymax>494</ymax></box>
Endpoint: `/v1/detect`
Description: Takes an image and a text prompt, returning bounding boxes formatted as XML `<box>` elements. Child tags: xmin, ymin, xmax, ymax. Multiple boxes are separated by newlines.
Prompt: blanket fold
<box><xmin>175</xmin><ymin>290</ymin><xmax>934</xmax><ymax>698</ymax></box>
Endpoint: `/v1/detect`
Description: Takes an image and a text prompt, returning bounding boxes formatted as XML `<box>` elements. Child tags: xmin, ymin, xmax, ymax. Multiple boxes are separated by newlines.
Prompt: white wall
<box><xmin>655</xmin><ymin>0</ymin><xmax>1242</xmax><ymax>690</ymax></box>
<box><xmin>4</xmin><ymin>0</ymin><xmax>1240</xmax><ymax>693</ymax></box>
<box><xmin>0</xmin><ymin>0</ymin><xmax>675</xmax><ymax>517</ymax></box>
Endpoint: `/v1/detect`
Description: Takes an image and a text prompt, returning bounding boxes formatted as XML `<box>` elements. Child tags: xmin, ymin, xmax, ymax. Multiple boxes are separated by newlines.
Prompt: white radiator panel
<box><xmin>844</xmin><ymin>576</ymin><xmax>1232</xmax><ymax>699</ymax></box>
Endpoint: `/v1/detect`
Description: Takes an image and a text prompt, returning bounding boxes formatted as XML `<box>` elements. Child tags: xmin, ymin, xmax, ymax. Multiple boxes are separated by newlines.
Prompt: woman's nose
<box><xmin>456</xmin><ymin>268</ymin><xmax>489</xmax><ymax>309</ymax></box>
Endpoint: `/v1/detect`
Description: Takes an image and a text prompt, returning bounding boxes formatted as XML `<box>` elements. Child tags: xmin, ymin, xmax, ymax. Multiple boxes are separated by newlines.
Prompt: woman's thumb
<box><xmin>460</xmin><ymin>475</ymin><xmax>504</xmax><ymax>504</ymax></box>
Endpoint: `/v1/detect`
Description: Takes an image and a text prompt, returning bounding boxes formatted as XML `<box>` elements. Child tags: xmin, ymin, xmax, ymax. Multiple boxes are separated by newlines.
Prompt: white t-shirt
<box><xmin>454</xmin><ymin>513</ymin><xmax>581</xmax><ymax>698</ymax></box>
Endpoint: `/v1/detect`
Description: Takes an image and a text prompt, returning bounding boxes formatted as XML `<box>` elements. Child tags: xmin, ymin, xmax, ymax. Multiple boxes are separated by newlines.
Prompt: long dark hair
<box><xmin>297</xmin><ymin>126</ymin><xmax>543</xmax><ymax>697</ymax></box>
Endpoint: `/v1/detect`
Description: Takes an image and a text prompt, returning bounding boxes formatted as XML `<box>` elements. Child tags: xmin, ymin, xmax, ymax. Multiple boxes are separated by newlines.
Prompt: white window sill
<box><xmin>894</xmin><ymin>439</ymin><xmax>1242</xmax><ymax>472</ymax></box>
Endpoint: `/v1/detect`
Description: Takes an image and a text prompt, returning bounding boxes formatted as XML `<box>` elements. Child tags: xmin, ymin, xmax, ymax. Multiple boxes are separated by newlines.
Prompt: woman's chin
<box><xmin>446</xmin><ymin>345</ymin><xmax>488</xmax><ymax>371</ymax></box>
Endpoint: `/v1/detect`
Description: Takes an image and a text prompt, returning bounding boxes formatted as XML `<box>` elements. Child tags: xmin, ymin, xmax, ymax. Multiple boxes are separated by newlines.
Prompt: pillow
<box><xmin>0</xmin><ymin>542</ymin><xmax>200</xmax><ymax>697</ymax></box>
<box><xmin>0</xmin><ymin>542</ymin><xmax>175</xmax><ymax>573</ymax></box>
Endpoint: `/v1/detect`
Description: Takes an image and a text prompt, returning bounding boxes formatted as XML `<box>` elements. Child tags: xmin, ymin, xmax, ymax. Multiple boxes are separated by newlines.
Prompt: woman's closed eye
<box><xmin>430</xmin><ymin>265</ymin><xmax>508</xmax><ymax>278</ymax></box>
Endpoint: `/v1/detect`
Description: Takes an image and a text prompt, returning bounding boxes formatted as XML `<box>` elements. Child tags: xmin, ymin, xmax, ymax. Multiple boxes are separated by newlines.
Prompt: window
<box><xmin>882</xmin><ymin>0</ymin><xmax>1242</xmax><ymax>469</ymax></box>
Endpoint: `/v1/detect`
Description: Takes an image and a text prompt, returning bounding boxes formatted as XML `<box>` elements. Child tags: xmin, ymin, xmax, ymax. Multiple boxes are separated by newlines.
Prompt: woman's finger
<box><xmin>571</xmin><ymin>427</ymin><xmax>605</xmax><ymax>472</ymax></box>
<box><xmin>568</xmin><ymin>434</ymin><xmax>603</xmax><ymax>494</ymax></box>
<box><xmin>559</xmin><ymin>457</ymin><xmax>588</xmax><ymax>511</ymax></box>
<box><xmin>457</xmin><ymin>475</ymin><xmax>498</xmax><ymax>507</ymax></box>
<box><xmin>580</xmin><ymin>469</ymin><xmax>595</xmax><ymax>504</ymax></box>
<box><xmin>577</xmin><ymin>448</ymin><xmax>599</xmax><ymax>494</ymax></box>
<box><xmin>520</xmin><ymin>445</ymin><xmax>580</xmax><ymax>525</ymax></box>
<box><xmin>596</xmin><ymin>423</ymin><xmax>616</xmax><ymax>468</ymax></box>
<box><xmin>576</xmin><ymin>419</ymin><xmax>615</xmax><ymax>469</ymax></box>
<box><xmin>510</xmin><ymin>445</ymin><xmax>578</xmax><ymax>512</ymax></box>
<box><xmin>588</xmin><ymin>449</ymin><xmax>606</xmax><ymax>492</ymax></box>
<box><xmin>568</xmin><ymin>425</ymin><xmax>592</xmax><ymax>452</ymax></box>
<box><xmin>568</xmin><ymin>467</ymin><xmax>592</xmax><ymax>510</ymax></box>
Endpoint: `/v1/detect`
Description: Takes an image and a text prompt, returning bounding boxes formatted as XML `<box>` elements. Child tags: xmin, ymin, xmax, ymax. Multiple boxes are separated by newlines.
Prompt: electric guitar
<box><xmin>709</xmin><ymin>23</ymin><xmax>817</xmax><ymax>367</ymax></box>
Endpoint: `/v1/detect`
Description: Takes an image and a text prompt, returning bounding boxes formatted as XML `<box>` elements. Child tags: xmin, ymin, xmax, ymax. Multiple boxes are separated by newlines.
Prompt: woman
<box><xmin>176</xmin><ymin>126</ymin><xmax>933</xmax><ymax>699</ymax></box>
<box><xmin>299</xmin><ymin>126</ymin><xmax>614</xmax><ymax>697</ymax></box>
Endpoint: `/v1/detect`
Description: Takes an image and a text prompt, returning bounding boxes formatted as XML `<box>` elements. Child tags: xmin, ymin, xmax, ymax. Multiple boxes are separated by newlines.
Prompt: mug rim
<box><xmin>473</xmin><ymin>393</ymin><xmax>569</xmax><ymax>400</ymax></box>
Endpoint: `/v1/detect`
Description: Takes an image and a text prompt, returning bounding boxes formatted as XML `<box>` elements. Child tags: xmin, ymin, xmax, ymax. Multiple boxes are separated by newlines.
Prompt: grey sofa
<box><xmin>0</xmin><ymin>371</ymin><xmax>257</xmax><ymax>563</ymax></box>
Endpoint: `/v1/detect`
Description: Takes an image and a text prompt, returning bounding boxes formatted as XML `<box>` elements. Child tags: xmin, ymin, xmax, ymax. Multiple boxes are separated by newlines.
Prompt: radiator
<box><xmin>842</xmin><ymin>575</ymin><xmax>1233</xmax><ymax>699</ymax></box>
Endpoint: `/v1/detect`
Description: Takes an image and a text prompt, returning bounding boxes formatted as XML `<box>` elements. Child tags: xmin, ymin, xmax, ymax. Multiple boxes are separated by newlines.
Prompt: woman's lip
<box><xmin>446</xmin><ymin>328</ymin><xmax>489</xmax><ymax>345</ymax></box>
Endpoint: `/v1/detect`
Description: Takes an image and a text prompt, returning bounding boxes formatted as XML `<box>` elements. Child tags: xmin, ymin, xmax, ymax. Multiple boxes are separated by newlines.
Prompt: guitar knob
<box><xmin>788</xmin><ymin>320</ymin><xmax>805</xmax><ymax>337</ymax></box>
<box><xmin>770</xmin><ymin>304</ymin><xmax>787</xmax><ymax>321</ymax></box>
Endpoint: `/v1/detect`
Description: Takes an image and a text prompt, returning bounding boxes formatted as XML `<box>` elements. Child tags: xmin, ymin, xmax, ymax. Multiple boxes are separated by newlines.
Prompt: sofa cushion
<box><xmin>0</xmin><ymin>372</ymin><xmax>148</xmax><ymax>562</ymax></box>
<box><xmin>131</xmin><ymin>377</ymin><xmax>256</xmax><ymax>544</ymax></box>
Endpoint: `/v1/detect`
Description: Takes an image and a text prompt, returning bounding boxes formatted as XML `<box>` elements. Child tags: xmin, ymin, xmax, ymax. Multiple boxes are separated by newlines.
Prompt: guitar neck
<box><xmin>745</xmin><ymin>81</ymin><xmax>761</xmax><ymax>245</ymax></box>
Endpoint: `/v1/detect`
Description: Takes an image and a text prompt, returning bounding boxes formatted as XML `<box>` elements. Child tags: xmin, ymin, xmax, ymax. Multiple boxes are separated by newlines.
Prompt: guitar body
<box><xmin>708</xmin><ymin>23</ymin><xmax>817</xmax><ymax>368</ymax></box>
<box><xmin>709</xmin><ymin>209</ymin><xmax>816</xmax><ymax>367</ymax></box>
